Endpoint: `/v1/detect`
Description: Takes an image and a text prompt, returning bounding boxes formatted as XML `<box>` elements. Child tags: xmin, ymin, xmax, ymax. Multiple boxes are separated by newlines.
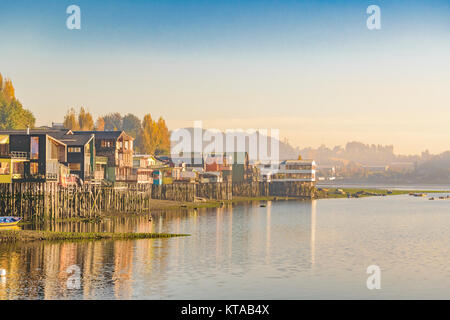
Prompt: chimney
<box><xmin>27</xmin><ymin>125</ymin><xmax>30</xmax><ymax>135</ymax></box>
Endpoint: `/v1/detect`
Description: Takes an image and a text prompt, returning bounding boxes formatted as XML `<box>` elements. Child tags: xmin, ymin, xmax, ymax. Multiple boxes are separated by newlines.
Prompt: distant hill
<box><xmin>170</xmin><ymin>127</ymin><xmax>300</xmax><ymax>161</ymax></box>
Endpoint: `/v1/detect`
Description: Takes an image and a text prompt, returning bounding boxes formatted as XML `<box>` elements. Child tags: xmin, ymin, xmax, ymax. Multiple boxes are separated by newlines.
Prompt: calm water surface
<box><xmin>0</xmin><ymin>194</ymin><xmax>449</xmax><ymax>299</ymax></box>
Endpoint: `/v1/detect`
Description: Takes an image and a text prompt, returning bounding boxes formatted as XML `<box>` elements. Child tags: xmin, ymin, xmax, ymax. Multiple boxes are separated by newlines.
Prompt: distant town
<box><xmin>0</xmin><ymin>124</ymin><xmax>316</xmax><ymax>187</ymax></box>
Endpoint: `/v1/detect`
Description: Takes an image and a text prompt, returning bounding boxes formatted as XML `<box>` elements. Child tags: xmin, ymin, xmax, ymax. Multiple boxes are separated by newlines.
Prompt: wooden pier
<box><xmin>0</xmin><ymin>181</ymin><xmax>314</xmax><ymax>221</ymax></box>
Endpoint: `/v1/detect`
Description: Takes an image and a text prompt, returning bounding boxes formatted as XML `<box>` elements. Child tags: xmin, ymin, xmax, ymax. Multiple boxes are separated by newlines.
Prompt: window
<box><xmin>68</xmin><ymin>147</ymin><xmax>81</xmax><ymax>153</ymax></box>
<box><xmin>69</xmin><ymin>163</ymin><xmax>81</xmax><ymax>171</ymax></box>
<box><xmin>13</xmin><ymin>161</ymin><xmax>24</xmax><ymax>175</ymax></box>
<box><xmin>68</xmin><ymin>163</ymin><xmax>81</xmax><ymax>171</ymax></box>
<box><xmin>0</xmin><ymin>161</ymin><xmax>10</xmax><ymax>175</ymax></box>
<box><xmin>30</xmin><ymin>162</ymin><xmax>39</xmax><ymax>175</ymax></box>
<box><xmin>101</xmin><ymin>140</ymin><xmax>112</xmax><ymax>148</ymax></box>
<box><xmin>0</xmin><ymin>135</ymin><xmax>9</xmax><ymax>156</ymax></box>
<box><xmin>30</xmin><ymin>137</ymin><xmax>39</xmax><ymax>160</ymax></box>
<box><xmin>124</xmin><ymin>141</ymin><xmax>128</xmax><ymax>150</ymax></box>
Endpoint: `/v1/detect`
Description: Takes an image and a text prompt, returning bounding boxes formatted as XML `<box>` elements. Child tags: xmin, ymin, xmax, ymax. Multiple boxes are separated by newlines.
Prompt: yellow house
<box><xmin>0</xmin><ymin>157</ymin><xmax>28</xmax><ymax>183</ymax></box>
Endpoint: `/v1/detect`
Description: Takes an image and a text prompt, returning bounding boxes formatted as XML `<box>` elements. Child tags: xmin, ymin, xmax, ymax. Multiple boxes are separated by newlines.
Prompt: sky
<box><xmin>1</xmin><ymin>0</ymin><xmax>450</xmax><ymax>155</ymax></box>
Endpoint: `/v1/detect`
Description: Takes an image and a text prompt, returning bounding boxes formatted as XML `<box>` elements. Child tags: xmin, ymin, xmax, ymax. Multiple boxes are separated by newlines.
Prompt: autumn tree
<box><xmin>78</xmin><ymin>107</ymin><xmax>94</xmax><ymax>130</ymax></box>
<box><xmin>140</xmin><ymin>114</ymin><xmax>170</xmax><ymax>155</ymax></box>
<box><xmin>156</xmin><ymin>117</ymin><xmax>170</xmax><ymax>154</ymax></box>
<box><xmin>141</xmin><ymin>114</ymin><xmax>155</xmax><ymax>154</ymax></box>
<box><xmin>63</xmin><ymin>108</ymin><xmax>80</xmax><ymax>130</ymax></box>
<box><xmin>2</xmin><ymin>79</ymin><xmax>15</xmax><ymax>102</ymax></box>
<box><xmin>0</xmin><ymin>73</ymin><xmax>36</xmax><ymax>130</ymax></box>
<box><xmin>95</xmin><ymin>117</ymin><xmax>105</xmax><ymax>131</ymax></box>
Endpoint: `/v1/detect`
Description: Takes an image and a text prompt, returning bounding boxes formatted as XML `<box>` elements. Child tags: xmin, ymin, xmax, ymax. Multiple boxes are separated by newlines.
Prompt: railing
<box><xmin>46</xmin><ymin>173</ymin><xmax>58</xmax><ymax>181</ymax></box>
<box><xmin>10</xmin><ymin>151</ymin><xmax>28</xmax><ymax>159</ymax></box>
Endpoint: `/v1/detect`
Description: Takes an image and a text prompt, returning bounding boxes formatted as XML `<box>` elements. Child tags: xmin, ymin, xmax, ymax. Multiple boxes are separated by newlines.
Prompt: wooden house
<box><xmin>54</xmin><ymin>133</ymin><xmax>95</xmax><ymax>182</ymax></box>
<box><xmin>0</xmin><ymin>131</ymin><xmax>67</xmax><ymax>182</ymax></box>
<box><xmin>74</xmin><ymin>131</ymin><xmax>134</xmax><ymax>182</ymax></box>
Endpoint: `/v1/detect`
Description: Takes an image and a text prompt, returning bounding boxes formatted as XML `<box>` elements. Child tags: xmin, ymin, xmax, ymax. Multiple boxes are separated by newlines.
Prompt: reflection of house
<box><xmin>0</xmin><ymin>131</ymin><xmax>67</xmax><ymax>182</ymax></box>
<box><xmin>74</xmin><ymin>131</ymin><xmax>134</xmax><ymax>183</ymax></box>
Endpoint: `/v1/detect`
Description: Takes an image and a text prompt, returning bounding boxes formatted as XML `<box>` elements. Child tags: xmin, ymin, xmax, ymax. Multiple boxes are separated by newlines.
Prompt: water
<box><xmin>0</xmin><ymin>194</ymin><xmax>449</xmax><ymax>299</ymax></box>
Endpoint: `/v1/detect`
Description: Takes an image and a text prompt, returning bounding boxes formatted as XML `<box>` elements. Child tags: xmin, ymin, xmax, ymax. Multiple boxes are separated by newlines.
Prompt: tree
<box><xmin>78</xmin><ymin>107</ymin><xmax>94</xmax><ymax>130</ymax></box>
<box><xmin>103</xmin><ymin>113</ymin><xmax>123</xmax><ymax>130</ymax></box>
<box><xmin>156</xmin><ymin>117</ymin><xmax>170</xmax><ymax>154</ymax></box>
<box><xmin>141</xmin><ymin>114</ymin><xmax>156</xmax><ymax>154</ymax></box>
<box><xmin>123</xmin><ymin>113</ymin><xmax>142</xmax><ymax>138</ymax></box>
<box><xmin>123</xmin><ymin>113</ymin><xmax>143</xmax><ymax>153</ymax></box>
<box><xmin>95</xmin><ymin>117</ymin><xmax>105</xmax><ymax>131</ymax></box>
<box><xmin>0</xmin><ymin>73</ymin><xmax>35</xmax><ymax>130</ymax></box>
<box><xmin>63</xmin><ymin>108</ymin><xmax>80</xmax><ymax>130</ymax></box>
<box><xmin>140</xmin><ymin>114</ymin><xmax>170</xmax><ymax>155</ymax></box>
<box><xmin>2</xmin><ymin>79</ymin><xmax>15</xmax><ymax>102</ymax></box>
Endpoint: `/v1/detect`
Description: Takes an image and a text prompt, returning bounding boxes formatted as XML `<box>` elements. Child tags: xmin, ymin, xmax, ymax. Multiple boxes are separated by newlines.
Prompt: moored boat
<box><xmin>0</xmin><ymin>216</ymin><xmax>22</xmax><ymax>227</ymax></box>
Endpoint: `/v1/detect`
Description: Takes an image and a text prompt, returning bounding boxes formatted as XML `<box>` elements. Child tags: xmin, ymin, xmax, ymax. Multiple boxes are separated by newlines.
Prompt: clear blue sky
<box><xmin>1</xmin><ymin>0</ymin><xmax>450</xmax><ymax>154</ymax></box>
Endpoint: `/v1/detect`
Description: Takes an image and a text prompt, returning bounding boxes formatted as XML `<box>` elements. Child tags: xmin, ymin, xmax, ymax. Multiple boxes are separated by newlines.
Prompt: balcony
<box><xmin>11</xmin><ymin>151</ymin><xmax>28</xmax><ymax>159</ymax></box>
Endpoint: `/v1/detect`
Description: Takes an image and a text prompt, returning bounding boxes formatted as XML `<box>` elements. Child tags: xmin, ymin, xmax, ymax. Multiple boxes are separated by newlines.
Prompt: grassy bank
<box><xmin>316</xmin><ymin>188</ymin><xmax>447</xmax><ymax>199</ymax></box>
<box><xmin>0</xmin><ymin>229</ymin><xmax>189</xmax><ymax>243</ymax></box>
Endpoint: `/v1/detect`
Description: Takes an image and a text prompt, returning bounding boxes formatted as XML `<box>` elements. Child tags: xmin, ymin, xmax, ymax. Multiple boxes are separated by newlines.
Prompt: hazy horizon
<box><xmin>2</xmin><ymin>0</ymin><xmax>450</xmax><ymax>154</ymax></box>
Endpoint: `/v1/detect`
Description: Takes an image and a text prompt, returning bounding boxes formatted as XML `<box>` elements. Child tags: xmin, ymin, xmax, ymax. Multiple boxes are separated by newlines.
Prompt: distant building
<box><xmin>204</xmin><ymin>153</ymin><xmax>232</xmax><ymax>182</ymax></box>
<box><xmin>171</xmin><ymin>152</ymin><xmax>204</xmax><ymax>168</ymax></box>
<box><xmin>316</xmin><ymin>164</ymin><xmax>336</xmax><ymax>181</ymax></box>
<box><xmin>388</xmin><ymin>162</ymin><xmax>415</xmax><ymax>172</ymax></box>
<box><xmin>362</xmin><ymin>165</ymin><xmax>388</xmax><ymax>173</ymax></box>
<box><xmin>270</xmin><ymin>159</ymin><xmax>316</xmax><ymax>183</ymax></box>
<box><xmin>226</xmin><ymin>152</ymin><xmax>252</xmax><ymax>183</ymax></box>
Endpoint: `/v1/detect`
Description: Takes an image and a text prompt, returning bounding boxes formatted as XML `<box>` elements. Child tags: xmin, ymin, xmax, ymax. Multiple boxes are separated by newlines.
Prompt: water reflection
<box><xmin>1</xmin><ymin>195</ymin><xmax>449</xmax><ymax>299</ymax></box>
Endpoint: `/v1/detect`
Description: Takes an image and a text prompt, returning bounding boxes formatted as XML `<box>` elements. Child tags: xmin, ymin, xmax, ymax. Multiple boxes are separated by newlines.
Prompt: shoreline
<box><xmin>14</xmin><ymin>187</ymin><xmax>450</xmax><ymax>225</ymax></box>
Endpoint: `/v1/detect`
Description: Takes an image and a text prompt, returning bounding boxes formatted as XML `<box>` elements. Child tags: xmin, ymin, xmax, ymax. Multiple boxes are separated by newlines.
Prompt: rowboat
<box><xmin>0</xmin><ymin>216</ymin><xmax>22</xmax><ymax>227</ymax></box>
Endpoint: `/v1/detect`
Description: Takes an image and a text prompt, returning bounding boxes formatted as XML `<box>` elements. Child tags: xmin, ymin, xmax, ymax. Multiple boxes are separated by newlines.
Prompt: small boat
<box><xmin>0</xmin><ymin>216</ymin><xmax>22</xmax><ymax>227</ymax></box>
